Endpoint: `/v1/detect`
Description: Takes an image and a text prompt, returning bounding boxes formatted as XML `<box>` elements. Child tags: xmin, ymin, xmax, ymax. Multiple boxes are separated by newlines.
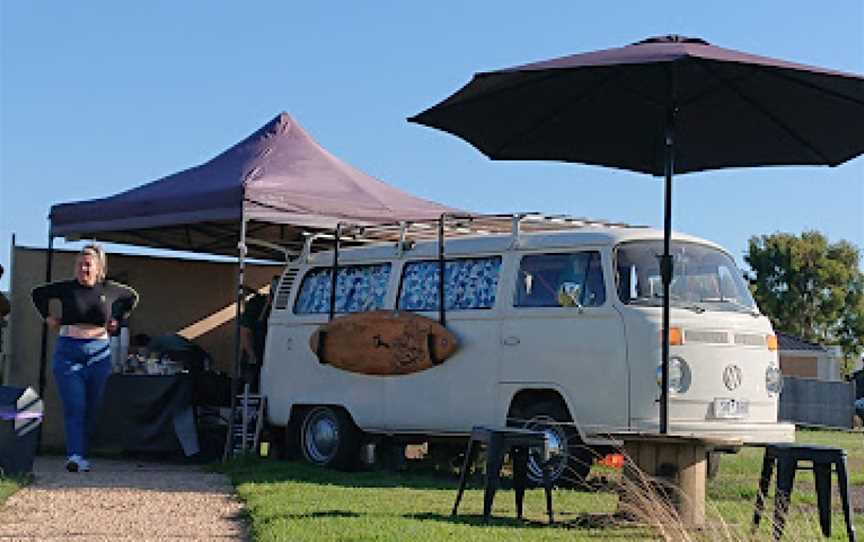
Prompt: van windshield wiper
<box><xmin>627</xmin><ymin>297</ymin><xmax>705</xmax><ymax>313</ymax></box>
<box><xmin>699</xmin><ymin>297</ymin><xmax>761</xmax><ymax>317</ymax></box>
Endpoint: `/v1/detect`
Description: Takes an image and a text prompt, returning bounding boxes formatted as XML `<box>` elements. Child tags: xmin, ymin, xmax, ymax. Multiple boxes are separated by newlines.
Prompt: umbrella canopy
<box><xmin>409</xmin><ymin>35</ymin><xmax>864</xmax><ymax>433</ymax></box>
<box><xmin>50</xmin><ymin>112</ymin><xmax>458</xmax><ymax>258</ymax></box>
<box><xmin>409</xmin><ymin>35</ymin><xmax>864</xmax><ymax>174</ymax></box>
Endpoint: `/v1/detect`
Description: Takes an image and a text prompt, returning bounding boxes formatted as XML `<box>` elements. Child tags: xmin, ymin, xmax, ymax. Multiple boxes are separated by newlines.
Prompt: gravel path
<box><xmin>0</xmin><ymin>456</ymin><xmax>247</xmax><ymax>542</ymax></box>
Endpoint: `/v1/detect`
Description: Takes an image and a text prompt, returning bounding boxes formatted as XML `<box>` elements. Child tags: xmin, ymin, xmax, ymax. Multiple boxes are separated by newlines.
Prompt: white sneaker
<box><xmin>65</xmin><ymin>455</ymin><xmax>91</xmax><ymax>472</ymax></box>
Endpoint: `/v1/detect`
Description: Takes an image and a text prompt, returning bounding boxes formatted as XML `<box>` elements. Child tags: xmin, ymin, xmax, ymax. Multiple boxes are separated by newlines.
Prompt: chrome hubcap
<box><xmin>524</xmin><ymin>415</ymin><xmax>567</xmax><ymax>481</ymax></box>
<box><xmin>304</xmin><ymin>410</ymin><xmax>339</xmax><ymax>463</ymax></box>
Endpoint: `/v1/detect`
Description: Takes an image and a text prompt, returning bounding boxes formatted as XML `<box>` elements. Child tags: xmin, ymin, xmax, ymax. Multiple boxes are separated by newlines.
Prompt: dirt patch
<box><xmin>0</xmin><ymin>456</ymin><xmax>246</xmax><ymax>541</ymax></box>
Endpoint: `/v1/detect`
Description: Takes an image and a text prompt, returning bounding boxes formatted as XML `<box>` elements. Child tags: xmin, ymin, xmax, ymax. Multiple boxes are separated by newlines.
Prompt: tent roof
<box><xmin>50</xmin><ymin>112</ymin><xmax>458</xmax><ymax>258</ymax></box>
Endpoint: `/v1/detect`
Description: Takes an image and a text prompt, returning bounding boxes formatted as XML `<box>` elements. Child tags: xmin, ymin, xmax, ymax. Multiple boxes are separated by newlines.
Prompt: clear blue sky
<box><xmin>2</xmin><ymin>1</ymin><xmax>862</xmax><ymax>291</ymax></box>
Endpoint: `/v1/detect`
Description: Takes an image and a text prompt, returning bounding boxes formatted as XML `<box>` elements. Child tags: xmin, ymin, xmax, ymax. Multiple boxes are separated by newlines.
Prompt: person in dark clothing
<box><xmin>131</xmin><ymin>332</ymin><xmax>212</xmax><ymax>374</ymax></box>
<box><xmin>0</xmin><ymin>264</ymin><xmax>10</xmax><ymax>319</ymax></box>
<box><xmin>31</xmin><ymin>244</ymin><xmax>138</xmax><ymax>472</ymax></box>
<box><xmin>239</xmin><ymin>277</ymin><xmax>277</xmax><ymax>392</ymax></box>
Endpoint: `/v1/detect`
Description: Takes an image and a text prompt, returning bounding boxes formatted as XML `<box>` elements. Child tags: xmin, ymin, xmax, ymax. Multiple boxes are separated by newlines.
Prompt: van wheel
<box><xmin>514</xmin><ymin>401</ymin><xmax>593</xmax><ymax>488</ymax></box>
<box><xmin>299</xmin><ymin>406</ymin><xmax>361</xmax><ymax>470</ymax></box>
<box><xmin>277</xmin><ymin>415</ymin><xmax>301</xmax><ymax>461</ymax></box>
<box><xmin>707</xmin><ymin>451</ymin><xmax>722</xmax><ymax>481</ymax></box>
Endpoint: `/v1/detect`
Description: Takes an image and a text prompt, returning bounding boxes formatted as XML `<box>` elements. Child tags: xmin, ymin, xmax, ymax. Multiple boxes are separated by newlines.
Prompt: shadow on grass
<box><xmin>220</xmin><ymin>456</ymin><xmax>620</xmax><ymax>494</ymax></box>
<box><xmin>219</xmin><ymin>456</ymin><xmax>476</xmax><ymax>491</ymax></box>
<box><xmin>408</xmin><ymin>511</ymin><xmax>553</xmax><ymax>529</ymax></box>
<box><xmin>264</xmin><ymin>509</ymin><xmax>363</xmax><ymax>521</ymax></box>
<box><xmin>411</xmin><ymin>510</ymin><xmax>644</xmax><ymax>538</ymax></box>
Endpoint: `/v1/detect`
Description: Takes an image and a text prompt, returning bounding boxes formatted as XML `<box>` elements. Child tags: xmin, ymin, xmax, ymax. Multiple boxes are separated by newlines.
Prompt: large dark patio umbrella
<box><xmin>409</xmin><ymin>35</ymin><xmax>864</xmax><ymax>434</ymax></box>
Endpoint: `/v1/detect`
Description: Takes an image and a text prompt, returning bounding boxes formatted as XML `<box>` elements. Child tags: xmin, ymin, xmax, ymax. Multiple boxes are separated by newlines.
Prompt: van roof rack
<box><xmin>335</xmin><ymin>212</ymin><xmax>645</xmax><ymax>245</ymax></box>
<box><xmin>295</xmin><ymin>212</ymin><xmax>646</xmax><ymax>259</ymax></box>
<box><xmin>301</xmin><ymin>213</ymin><xmax>647</xmax><ymax>326</ymax></box>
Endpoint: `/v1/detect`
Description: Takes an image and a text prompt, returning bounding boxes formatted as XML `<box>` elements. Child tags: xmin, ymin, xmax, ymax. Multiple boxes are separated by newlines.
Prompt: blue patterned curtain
<box><xmin>294</xmin><ymin>263</ymin><xmax>392</xmax><ymax>314</ymax></box>
<box><xmin>399</xmin><ymin>257</ymin><xmax>501</xmax><ymax>311</ymax></box>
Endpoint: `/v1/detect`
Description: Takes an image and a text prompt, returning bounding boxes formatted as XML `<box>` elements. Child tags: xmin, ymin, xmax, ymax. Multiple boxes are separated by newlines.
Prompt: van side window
<box><xmin>515</xmin><ymin>252</ymin><xmax>605</xmax><ymax>308</ymax></box>
<box><xmin>294</xmin><ymin>263</ymin><xmax>392</xmax><ymax>314</ymax></box>
<box><xmin>398</xmin><ymin>256</ymin><xmax>501</xmax><ymax>311</ymax></box>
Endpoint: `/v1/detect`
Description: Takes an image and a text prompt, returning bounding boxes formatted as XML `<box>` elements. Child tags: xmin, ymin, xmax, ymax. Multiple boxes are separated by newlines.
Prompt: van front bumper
<box><xmin>628</xmin><ymin>419</ymin><xmax>796</xmax><ymax>444</ymax></box>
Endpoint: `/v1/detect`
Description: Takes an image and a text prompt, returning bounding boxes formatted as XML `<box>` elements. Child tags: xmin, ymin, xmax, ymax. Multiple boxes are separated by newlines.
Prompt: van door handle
<box><xmin>503</xmin><ymin>336</ymin><xmax>520</xmax><ymax>346</ymax></box>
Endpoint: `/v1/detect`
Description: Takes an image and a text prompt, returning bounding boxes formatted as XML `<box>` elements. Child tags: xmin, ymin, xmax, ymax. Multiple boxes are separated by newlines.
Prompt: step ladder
<box><xmin>224</xmin><ymin>384</ymin><xmax>265</xmax><ymax>459</ymax></box>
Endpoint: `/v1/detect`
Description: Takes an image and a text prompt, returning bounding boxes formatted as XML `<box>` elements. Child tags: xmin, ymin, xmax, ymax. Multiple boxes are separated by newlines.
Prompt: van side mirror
<box><xmin>557</xmin><ymin>282</ymin><xmax>582</xmax><ymax>309</ymax></box>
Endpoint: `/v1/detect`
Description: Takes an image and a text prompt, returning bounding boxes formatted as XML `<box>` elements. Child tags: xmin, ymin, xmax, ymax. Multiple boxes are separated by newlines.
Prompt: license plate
<box><xmin>713</xmin><ymin>398</ymin><xmax>749</xmax><ymax>419</ymax></box>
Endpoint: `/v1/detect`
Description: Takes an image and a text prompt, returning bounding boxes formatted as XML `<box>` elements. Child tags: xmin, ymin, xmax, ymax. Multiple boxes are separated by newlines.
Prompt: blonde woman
<box><xmin>31</xmin><ymin>244</ymin><xmax>138</xmax><ymax>472</ymax></box>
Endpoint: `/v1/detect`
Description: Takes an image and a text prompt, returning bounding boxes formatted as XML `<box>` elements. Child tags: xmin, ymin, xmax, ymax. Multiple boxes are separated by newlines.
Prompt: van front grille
<box><xmin>274</xmin><ymin>267</ymin><xmax>299</xmax><ymax>310</ymax></box>
<box><xmin>734</xmin><ymin>333</ymin><xmax>766</xmax><ymax>347</ymax></box>
<box><xmin>684</xmin><ymin>330</ymin><xmax>729</xmax><ymax>344</ymax></box>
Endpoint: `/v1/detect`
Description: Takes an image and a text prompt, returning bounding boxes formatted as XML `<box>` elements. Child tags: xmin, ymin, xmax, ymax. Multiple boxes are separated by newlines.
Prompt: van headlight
<box><xmin>765</xmin><ymin>365</ymin><xmax>783</xmax><ymax>395</ymax></box>
<box><xmin>656</xmin><ymin>356</ymin><xmax>691</xmax><ymax>394</ymax></box>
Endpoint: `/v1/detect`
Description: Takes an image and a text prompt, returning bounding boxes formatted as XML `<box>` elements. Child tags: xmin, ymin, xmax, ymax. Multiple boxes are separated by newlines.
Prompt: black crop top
<box><xmin>31</xmin><ymin>279</ymin><xmax>139</xmax><ymax>326</ymax></box>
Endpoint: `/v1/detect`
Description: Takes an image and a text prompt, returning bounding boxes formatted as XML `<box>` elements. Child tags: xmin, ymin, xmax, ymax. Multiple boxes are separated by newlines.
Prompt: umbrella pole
<box><xmin>660</xmin><ymin>107</ymin><xmax>677</xmax><ymax>435</ymax></box>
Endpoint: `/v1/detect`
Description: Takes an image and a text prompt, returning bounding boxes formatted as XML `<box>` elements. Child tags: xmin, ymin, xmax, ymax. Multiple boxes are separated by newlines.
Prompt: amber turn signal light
<box><xmin>767</xmin><ymin>334</ymin><xmax>778</xmax><ymax>351</ymax></box>
<box><xmin>660</xmin><ymin>327</ymin><xmax>684</xmax><ymax>345</ymax></box>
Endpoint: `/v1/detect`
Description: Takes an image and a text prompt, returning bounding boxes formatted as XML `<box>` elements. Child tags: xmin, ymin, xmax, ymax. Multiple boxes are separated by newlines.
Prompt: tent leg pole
<box><xmin>36</xmin><ymin>234</ymin><xmax>54</xmax><ymax>452</ymax></box>
<box><xmin>224</xmin><ymin>217</ymin><xmax>248</xmax><ymax>462</ymax></box>
<box><xmin>37</xmin><ymin>235</ymin><xmax>54</xmax><ymax>400</ymax></box>
<box><xmin>233</xmin><ymin>218</ymin><xmax>248</xmax><ymax>382</ymax></box>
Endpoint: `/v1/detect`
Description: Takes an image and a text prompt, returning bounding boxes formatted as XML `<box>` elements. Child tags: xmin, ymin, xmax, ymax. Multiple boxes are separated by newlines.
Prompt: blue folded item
<box><xmin>0</xmin><ymin>386</ymin><xmax>43</xmax><ymax>476</ymax></box>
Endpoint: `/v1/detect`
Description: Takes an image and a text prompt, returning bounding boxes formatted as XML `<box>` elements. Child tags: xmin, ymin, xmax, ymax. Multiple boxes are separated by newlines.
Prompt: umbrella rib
<box><xmin>768</xmin><ymin>68</ymin><xmax>864</xmax><ymax>108</ymax></box>
<box><xmin>698</xmin><ymin>62</ymin><xmax>832</xmax><ymax>164</ymax></box>
<box><xmin>491</xmin><ymin>70</ymin><xmax>627</xmax><ymax>156</ymax></box>
<box><xmin>411</xmin><ymin>70</ymin><xmax>571</xmax><ymax>118</ymax></box>
<box><xmin>493</xmin><ymin>65</ymin><xmax>671</xmax><ymax>165</ymax></box>
<box><xmin>676</xmin><ymin>72</ymin><xmax>756</xmax><ymax>108</ymax></box>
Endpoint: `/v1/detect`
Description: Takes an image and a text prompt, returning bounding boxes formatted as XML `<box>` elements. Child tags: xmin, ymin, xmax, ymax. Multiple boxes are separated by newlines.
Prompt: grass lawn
<box><xmin>0</xmin><ymin>476</ymin><xmax>25</xmax><ymax>505</ymax></box>
<box><xmin>222</xmin><ymin>428</ymin><xmax>863</xmax><ymax>541</ymax></box>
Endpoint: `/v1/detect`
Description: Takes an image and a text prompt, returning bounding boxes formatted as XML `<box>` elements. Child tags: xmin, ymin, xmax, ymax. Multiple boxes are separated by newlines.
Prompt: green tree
<box><xmin>746</xmin><ymin>231</ymin><xmax>864</xmax><ymax>371</ymax></box>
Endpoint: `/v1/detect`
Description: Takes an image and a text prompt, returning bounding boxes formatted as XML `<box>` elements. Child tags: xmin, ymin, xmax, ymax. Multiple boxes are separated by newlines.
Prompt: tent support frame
<box><xmin>328</xmin><ymin>224</ymin><xmax>341</xmax><ymax>321</ymax></box>
<box><xmin>37</xmin><ymin>234</ymin><xmax>54</xmax><ymax>401</ymax></box>
<box><xmin>438</xmin><ymin>214</ymin><xmax>446</xmax><ymax>327</ymax></box>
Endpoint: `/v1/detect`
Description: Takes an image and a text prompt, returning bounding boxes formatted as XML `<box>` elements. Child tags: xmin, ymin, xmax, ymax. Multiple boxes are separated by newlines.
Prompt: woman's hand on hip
<box><xmin>106</xmin><ymin>319</ymin><xmax>119</xmax><ymax>334</ymax></box>
<box><xmin>45</xmin><ymin>316</ymin><xmax>61</xmax><ymax>332</ymax></box>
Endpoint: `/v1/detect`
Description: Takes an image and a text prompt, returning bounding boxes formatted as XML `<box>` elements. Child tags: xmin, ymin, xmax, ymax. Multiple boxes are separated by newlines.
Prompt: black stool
<box><xmin>451</xmin><ymin>426</ymin><xmax>554</xmax><ymax>523</ymax></box>
<box><xmin>752</xmin><ymin>443</ymin><xmax>855</xmax><ymax>541</ymax></box>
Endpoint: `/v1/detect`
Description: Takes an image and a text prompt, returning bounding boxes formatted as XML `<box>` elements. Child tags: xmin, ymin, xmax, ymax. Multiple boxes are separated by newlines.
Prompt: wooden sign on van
<box><xmin>309</xmin><ymin>310</ymin><xmax>459</xmax><ymax>376</ymax></box>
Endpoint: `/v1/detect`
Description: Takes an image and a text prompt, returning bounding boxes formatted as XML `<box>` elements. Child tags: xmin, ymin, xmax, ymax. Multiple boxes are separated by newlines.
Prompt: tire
<box><xmin>274</xmin><ymin>415</ymin><xmax>301</xmax><ymax>461</ymax></box>
<box><xmin>299</xmin><ymin>406</ymin><xmax>361</xmax><ymax>470</ymax></box>
<box><xmin>707</xmin><ymin>451</ymin><xmax>722</xmax><ymax>481</ymax></box>
<box><xmin>512</xmin><ymin>401</ymin><xmax>594</xmax><ymax>487</ymax></box>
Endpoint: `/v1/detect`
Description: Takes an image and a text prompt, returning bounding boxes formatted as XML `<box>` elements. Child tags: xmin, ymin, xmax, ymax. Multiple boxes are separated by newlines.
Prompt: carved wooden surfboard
<box><xmin>309</xmin><ymin>310</ymin><xmax>459</xmax><ymax>376</ymax></box>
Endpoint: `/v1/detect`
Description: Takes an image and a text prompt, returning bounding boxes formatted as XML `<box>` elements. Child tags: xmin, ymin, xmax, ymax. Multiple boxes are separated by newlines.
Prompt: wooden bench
<box><xmin>617</xmin><ymin>433</ymin><xmax>742</xmax><ymax>526</ymax></box>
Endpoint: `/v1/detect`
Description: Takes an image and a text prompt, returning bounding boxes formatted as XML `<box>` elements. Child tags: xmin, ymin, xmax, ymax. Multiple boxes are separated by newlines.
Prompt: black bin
<box><xmin>0</xmin><ymin>386</ymin><xmax>43</xmax><ymax>477</ymax></box>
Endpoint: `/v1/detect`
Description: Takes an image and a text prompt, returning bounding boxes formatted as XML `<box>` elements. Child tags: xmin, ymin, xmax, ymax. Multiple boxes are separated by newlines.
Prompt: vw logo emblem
<box><xmin>723</xmin><ymin>365</ymin><xmax>743</xmax><ymax>391</ymax></box>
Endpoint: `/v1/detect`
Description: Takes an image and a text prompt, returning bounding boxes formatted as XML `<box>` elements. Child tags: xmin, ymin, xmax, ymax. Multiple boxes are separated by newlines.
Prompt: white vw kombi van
<box><xmin>261</xmin><ymin>214</ymin><xmax>794</xmax><ymax>483</ymax></box>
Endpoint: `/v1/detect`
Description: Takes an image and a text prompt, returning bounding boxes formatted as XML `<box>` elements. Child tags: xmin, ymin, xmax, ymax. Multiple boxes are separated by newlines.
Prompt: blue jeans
<box><xmin>52</xmin><ymin>337</ymin><xmax>112</xmax><ymax>457</ymax></box>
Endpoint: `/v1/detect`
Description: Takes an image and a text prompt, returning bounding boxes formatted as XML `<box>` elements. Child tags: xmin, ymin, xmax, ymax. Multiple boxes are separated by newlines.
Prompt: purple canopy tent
<box><xmin>39</xmin><ymin>112</ymin><xmax>459</xmax><ymax>408</ymax></box>
<box><xmin>50</xmin><ymin>112</ymin><xmax>457</xmax><ymax>258</ymax></box>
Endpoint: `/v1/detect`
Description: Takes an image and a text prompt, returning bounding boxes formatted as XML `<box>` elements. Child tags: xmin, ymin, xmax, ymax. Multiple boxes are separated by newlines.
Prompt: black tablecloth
<box><xmin>93</xmin><ymin>374</ymin><xmax>196</xmax><ymax>454</ymax></box>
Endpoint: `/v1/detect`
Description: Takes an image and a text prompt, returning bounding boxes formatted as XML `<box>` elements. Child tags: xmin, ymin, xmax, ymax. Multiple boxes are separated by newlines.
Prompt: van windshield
<box><xmin>616</xmin><ymin>241</ymin><xmax>757</xmax><ymax>312</ymax></box>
